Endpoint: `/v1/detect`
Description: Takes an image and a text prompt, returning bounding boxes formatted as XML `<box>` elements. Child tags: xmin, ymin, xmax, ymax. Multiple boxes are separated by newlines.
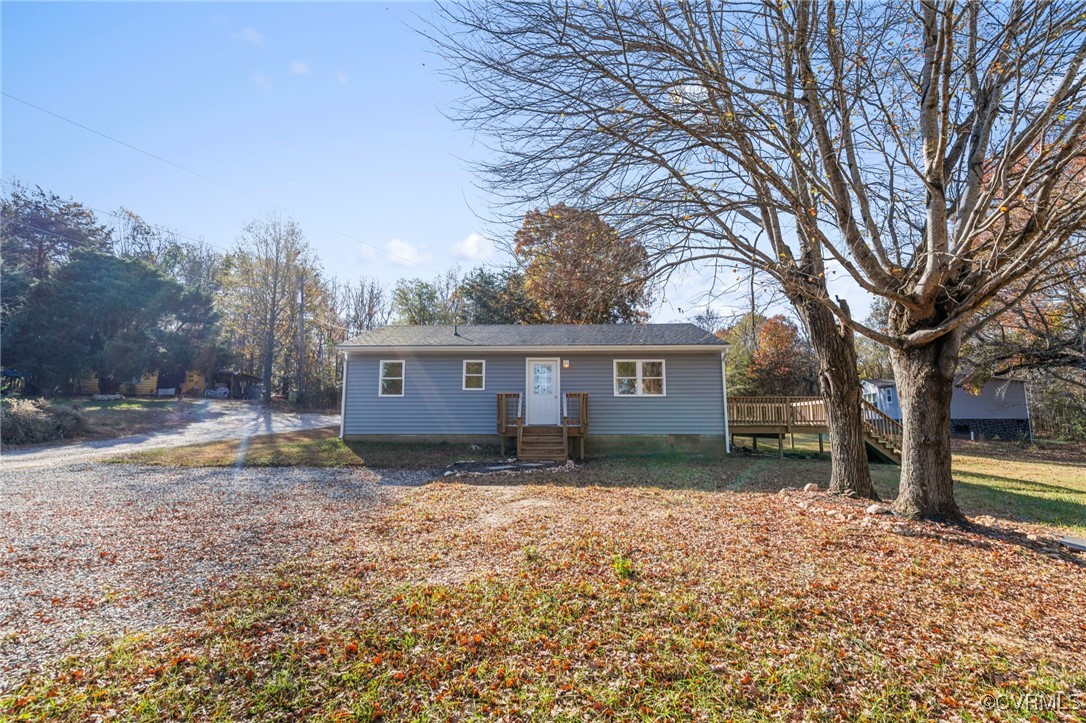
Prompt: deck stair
<box><xmin>517</xmin><ymin>426</ymin><xmax>568</xmax><ymax>461</ymax></box>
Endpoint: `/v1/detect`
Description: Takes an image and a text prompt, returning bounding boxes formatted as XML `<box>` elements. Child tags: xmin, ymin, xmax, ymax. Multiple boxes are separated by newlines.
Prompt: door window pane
<box><xmin>533</xmin><ymin>364</ymin><xmax>553</xmax><ymax>395</ymax></box>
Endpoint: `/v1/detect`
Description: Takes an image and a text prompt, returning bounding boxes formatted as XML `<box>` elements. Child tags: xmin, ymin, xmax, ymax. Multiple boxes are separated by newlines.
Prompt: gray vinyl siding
<box><xmin>950</xmin><ymin>380</ymin><xmax>1028</xmax><ymax>420</ymax></box>
<box><xmin>342</xmin><ymin>351</ymin><xmax>725</xmax><ymax>436</ymax></box>
<box><xmin>862</xmin><ymin>379</ymin><xmax>1027</xmax><ymax>421</ymax></box>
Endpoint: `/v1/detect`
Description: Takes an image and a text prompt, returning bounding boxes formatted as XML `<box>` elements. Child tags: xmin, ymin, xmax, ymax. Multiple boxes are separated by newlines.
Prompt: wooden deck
<box><xmin>497</xmin><ymin>392</ymin><xmax>588</xmax><ymax>461</ymax></box>
<box><xmin>727</xmin><ymin>396</ymin><xmax>902</xmax><ymax>463</ymax></box>
<box><xmin>495</xmin><ymin>393</ymin><xmax>902</xmax><ymax>464</ymax></box>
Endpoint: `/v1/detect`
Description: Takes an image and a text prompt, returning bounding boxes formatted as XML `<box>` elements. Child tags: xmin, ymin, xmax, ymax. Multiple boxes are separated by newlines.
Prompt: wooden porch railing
<box><xmin>496</xmin><ymin>392</ymin><xmax>523</xmax><ymax>456</ymax></box>
<box><xmin>497</xmin><ymin>392</ymin><xmax>589</xmax><ymax>459</ymax></box>
<box><xmin>563</xmin><ymin>392</ymin><xmax>588</xmax><ymax>459</ymax></box>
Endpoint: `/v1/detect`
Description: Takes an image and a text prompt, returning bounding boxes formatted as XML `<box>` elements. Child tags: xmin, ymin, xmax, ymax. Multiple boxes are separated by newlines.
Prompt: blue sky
<box><xmin>2</xmin><ymin>2</ymin><xmax>867</xmax><ymax>323</ymax></box>
<box><xmin>2</xmin><ymin>4</ymin><xmax>506</xmax><ymax>283</ymax></box>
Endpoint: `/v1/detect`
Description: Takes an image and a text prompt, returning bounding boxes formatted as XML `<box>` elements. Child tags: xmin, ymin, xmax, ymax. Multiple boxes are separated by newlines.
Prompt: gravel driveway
<box><xmin>0</xmin><ymin>463</ymin><xmax>430</xmax><ymax>692</ymax></box>
<box><xmin>0</xmin><ymin>401</ymin><xmax>340</xmax><ymax>471</ymax></box>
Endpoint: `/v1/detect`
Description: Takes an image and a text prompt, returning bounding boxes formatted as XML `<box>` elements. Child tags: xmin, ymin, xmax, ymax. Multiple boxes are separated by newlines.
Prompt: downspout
<box><xmin>339</xmin><ymin>351</ymin><xmax>349</xmax><ymax>439</ymax></box>
<box><xmin>720</xmin><ymin>350</ymin><xmax>731</xmax><ymax>454</ymax></box>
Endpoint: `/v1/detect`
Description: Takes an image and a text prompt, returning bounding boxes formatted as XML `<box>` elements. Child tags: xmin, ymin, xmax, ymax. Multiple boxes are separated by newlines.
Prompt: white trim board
<box><xmin>337</xmin><ymin>344</ymin><xmax>728</xmax><ymax>354</ymax></box>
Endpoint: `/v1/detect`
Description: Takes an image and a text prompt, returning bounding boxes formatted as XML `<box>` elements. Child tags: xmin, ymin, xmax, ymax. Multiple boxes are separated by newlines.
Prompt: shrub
<box><xmin>1</xmin><ymin>398</ymin><xmax>87</xmax><ymax>445</ymax></box>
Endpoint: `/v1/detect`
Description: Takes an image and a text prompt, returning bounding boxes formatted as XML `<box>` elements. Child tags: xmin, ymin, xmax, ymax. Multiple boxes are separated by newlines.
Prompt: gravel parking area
<box><xmin>0</xmin><ymin>402</ymin><xmax>340</xmax><ymax>471</ymax></box>
<box><xmin>0</xmin><ymin>463</ymin><xmax>427</xmax><ymax>692</ymax></box>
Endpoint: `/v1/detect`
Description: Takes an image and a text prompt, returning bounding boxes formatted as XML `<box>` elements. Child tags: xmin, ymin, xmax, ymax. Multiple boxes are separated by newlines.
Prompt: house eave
<box><xmin>336</xmin><ymin>343</ymin><xmax>729</xmax><ymax>354</ymax></box>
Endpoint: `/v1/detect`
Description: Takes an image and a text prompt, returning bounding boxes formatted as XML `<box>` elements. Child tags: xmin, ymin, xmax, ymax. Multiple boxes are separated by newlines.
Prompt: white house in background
<box><xmin>862</xmin><ymin>377</ymin><xmax>1032</xmax><ymax>440</ymax></box>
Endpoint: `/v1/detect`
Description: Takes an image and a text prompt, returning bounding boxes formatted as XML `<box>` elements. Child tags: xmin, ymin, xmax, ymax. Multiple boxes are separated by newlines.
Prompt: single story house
<box><xmin>862</xmin><ymin>377</ymin><xmax>1031</xmax><ymax>440</ymax></box>
<box><xmin>337</xmin><ymin>324</ymin><xmax>730</xmax><ymax>459</ymax></box>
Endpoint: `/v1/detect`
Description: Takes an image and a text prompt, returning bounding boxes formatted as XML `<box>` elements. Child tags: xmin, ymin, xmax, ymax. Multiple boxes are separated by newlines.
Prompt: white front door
<box><xmin>525</xmin><ymin>358</ymin><xmax>560</xmax><ymax>426</ymax></box>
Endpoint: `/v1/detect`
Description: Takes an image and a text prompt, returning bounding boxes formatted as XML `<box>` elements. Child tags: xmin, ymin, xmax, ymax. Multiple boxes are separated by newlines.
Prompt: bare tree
<box><xmin>340</xmin><ymin>277</ymin><xmax>393</xmax><ymax>336</ymax></box>
<box><xmin>221</xmin><ymin>214</ymin><xmax>313</xmax><ymax>403</ymax></box>
<box><xmin>435</xmin><ymin>1</ymin><xmax>1086</xmax><ymax>518</ymax></box>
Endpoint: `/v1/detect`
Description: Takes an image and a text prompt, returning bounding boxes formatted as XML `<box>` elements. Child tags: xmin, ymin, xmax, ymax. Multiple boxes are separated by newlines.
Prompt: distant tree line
<box><xmin>1</xmin><ymin>181</ymin><xmax>651</xmax><ymax>405</ymax></box>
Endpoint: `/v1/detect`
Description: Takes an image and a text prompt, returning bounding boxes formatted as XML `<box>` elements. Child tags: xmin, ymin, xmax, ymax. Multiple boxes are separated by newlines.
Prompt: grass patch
<box><xmin>114</xmin><ymin>427</ymin><xmax>1085</xmax><ymax>534</ymax></box>
<box><xmin>3</xmin><ymin>475</ymin><xmax>1083</xmax><ymax>721</ymax></box>
<box><xmin>111</xmin><ymin>426</ymin><xmax>503</xmax><ymax>469</ymax></box>
<box><xmin>51</xmin><ymin>397</ymin><xmax>199</xmax><ymax>442</ymax></box>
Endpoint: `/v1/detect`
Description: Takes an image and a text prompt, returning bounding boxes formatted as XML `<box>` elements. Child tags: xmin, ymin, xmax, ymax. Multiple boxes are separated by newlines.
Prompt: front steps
<box><xmin>518</xmin><ymin>426</ymin><xmax>568</xmax><ymax>461</ymax></box>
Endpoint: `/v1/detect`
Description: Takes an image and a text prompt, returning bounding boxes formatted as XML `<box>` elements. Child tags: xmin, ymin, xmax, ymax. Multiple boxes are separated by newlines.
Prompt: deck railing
<box><xmin>727</xmin><ymin>396</ymin><xmax>827</xmax><ymax>429</ymax></box>
<box><xmin>728</xmin><ymin>395</ymin><xmax>902</xmax><ymax>454</ymax></box>
<box><xmin>861</xmin><ymin>399</ymin><xmax>902</xmax><ymax>451</ymax></box>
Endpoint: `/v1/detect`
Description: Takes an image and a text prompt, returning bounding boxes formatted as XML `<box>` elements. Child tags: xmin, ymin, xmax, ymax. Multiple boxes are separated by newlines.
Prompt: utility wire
<box><xmin>3</xmin><ymin>92</ymin><xmax>232</xmax><ymax>189</ymax></box>
<box><xmin>2</xmin><ymin>94</ymin><xmax>441</xmax><ymax>274</ymax></box>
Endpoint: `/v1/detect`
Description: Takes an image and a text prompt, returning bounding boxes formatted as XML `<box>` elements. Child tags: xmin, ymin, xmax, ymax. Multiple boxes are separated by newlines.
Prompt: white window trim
<box><xmin>378</xmin><ymin>359</ymin><xmax>405</xmax><ymax>397</ymax></box>
<box><xmin>462</xmin><ymin>359</ymin><xmax>486</xmax><ymax>391</ymax></box>
<box><xmin>613</xmin><ymin>359</ymin><xmax>666</xmax><ymax>397</ymax></box>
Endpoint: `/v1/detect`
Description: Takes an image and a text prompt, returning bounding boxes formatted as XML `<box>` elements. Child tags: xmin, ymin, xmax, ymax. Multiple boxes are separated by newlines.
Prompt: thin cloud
<box><xmin>453</xmin><ymin>232</ymin><xmax>495</xmax><ymax>261</ymax></box>
<box><xmin>337</xmin><ymin>69</ymin><xmax>349</xmax><ymax>84</ymax></box>
<box><xmin>385</xmin><ymin>239</ymin><xmax>432</xmax><ymax>267</ymax></box>
<box><xmin>252</xmin><ymin>73</ymin><xmax>274</xmax><ymax>92</ymax></box>
<box><xmin>233</xmin><ymin>26</ymin><xmax>264</xmax><ymax>46</ymax></box>
<box><xmin>290</xmin><ymin>61</ymin><xmax>310</xmax><ymax>76</ymax></box>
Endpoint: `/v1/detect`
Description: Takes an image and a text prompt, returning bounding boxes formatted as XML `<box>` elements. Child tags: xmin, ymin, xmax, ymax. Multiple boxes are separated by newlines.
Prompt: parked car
<box><xmin>205</xmin><ymin>386</ymin><xmax>230</xmax><ymax>399</ymax></box>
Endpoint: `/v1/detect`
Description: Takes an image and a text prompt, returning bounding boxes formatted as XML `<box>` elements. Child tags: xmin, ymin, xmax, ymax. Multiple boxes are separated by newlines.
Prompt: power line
<box><xmin>4</xmin><ymin>95</ymin><xmax>448</xmax><ymax>275</ymax></box>
<box><xmin>2</xmin><ymin>219</ymin><xmax>93</xmax><ymax>247</ymax></box>
<box><xmin>0</xmin><ymin>178</ymin><xmax>234</xmax><ymax>254</ymax></box>
<box><xmin>334</xmin><ymin>230</ymin><xmax>442</xmax><ymax>275</ymax></box>
<box><xmin>2</xmin><ymin>92</ymin><xmax>232</xmax><ymax>189</ymax></box>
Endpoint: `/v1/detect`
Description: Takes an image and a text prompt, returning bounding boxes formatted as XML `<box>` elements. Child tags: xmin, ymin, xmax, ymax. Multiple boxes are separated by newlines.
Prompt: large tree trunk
<box><xmin>889</xmin><ymin>330</ymin><xmax>964</xmax><ymax>521</ymax></box>
<box><xmin>795</xmin><ymin>299</ymin><xmax>878</xmax><ymax>500</ymax></box>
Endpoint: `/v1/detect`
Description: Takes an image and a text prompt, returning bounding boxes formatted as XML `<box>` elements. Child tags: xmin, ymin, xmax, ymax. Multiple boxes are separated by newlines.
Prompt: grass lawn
<box><xmin>117</xmin><ymin>428</ymin><xmax>1086</xmax><ymax>536</ymax></box>
<box><xmin>3</xmin><ymin>454</ymin><xmax>1084</xmax><ymax>721</ymax></box>
<box><xmin>58</xmin><ymin>397</ymin><xmax>202</xmax><ymax>440</ymax></box>
<box><xmin>110</xmin><ymin>427</ymin><xmax>505</xmax><ymax>469</ymax></box>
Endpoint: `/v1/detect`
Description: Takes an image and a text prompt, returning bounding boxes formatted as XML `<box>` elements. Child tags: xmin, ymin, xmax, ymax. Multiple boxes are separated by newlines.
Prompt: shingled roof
<box><xmin>338</xmin><ymin>323</ymin><xmax>726</xmax><ymax>350</ymax></box>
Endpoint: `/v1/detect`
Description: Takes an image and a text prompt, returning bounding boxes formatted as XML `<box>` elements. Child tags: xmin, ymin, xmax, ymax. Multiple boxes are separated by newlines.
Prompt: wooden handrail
<box><xmin>562</xmin><ymin>392</ymin><xmax>588</xmax><ymax>433</ymax></box>
<box><xmin>861</xmin><ymin>399</ymin><xmax>902</xmax><ymax>450</ymax></box>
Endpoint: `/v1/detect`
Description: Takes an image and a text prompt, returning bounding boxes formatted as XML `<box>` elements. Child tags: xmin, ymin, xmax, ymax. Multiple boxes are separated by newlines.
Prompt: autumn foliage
<box><xmin>514</xmin><ymin>204</ymin><xmax>650</xmax><ymax>324</ymax></box>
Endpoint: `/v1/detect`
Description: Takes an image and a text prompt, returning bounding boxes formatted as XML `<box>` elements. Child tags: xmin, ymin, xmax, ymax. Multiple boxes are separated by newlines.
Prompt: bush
<box><xmin>1</xmin><ymin>398</ymin><xmax>87</xmax><ymax>445</ymax></box>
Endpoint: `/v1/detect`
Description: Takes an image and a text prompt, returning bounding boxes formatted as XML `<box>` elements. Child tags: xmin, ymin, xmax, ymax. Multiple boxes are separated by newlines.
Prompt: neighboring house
<box><xmin>862</xmin><ymin>378</ymin><xmax>1031</xmax><ymax>440</ymax></box>
<box><xmin>78</xmin><ymin>370</ymin><xmax>207</xmax><ymax>397</ymax></box>
<box><xmin>337</xmin><ymin>324</ymin><xmax>730</xmax><ymax>459</ymax></box>
<box><xmin>79</xmin><ymin>372</ymin><xmax>159</xmax><ymax>396</ymax></box>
